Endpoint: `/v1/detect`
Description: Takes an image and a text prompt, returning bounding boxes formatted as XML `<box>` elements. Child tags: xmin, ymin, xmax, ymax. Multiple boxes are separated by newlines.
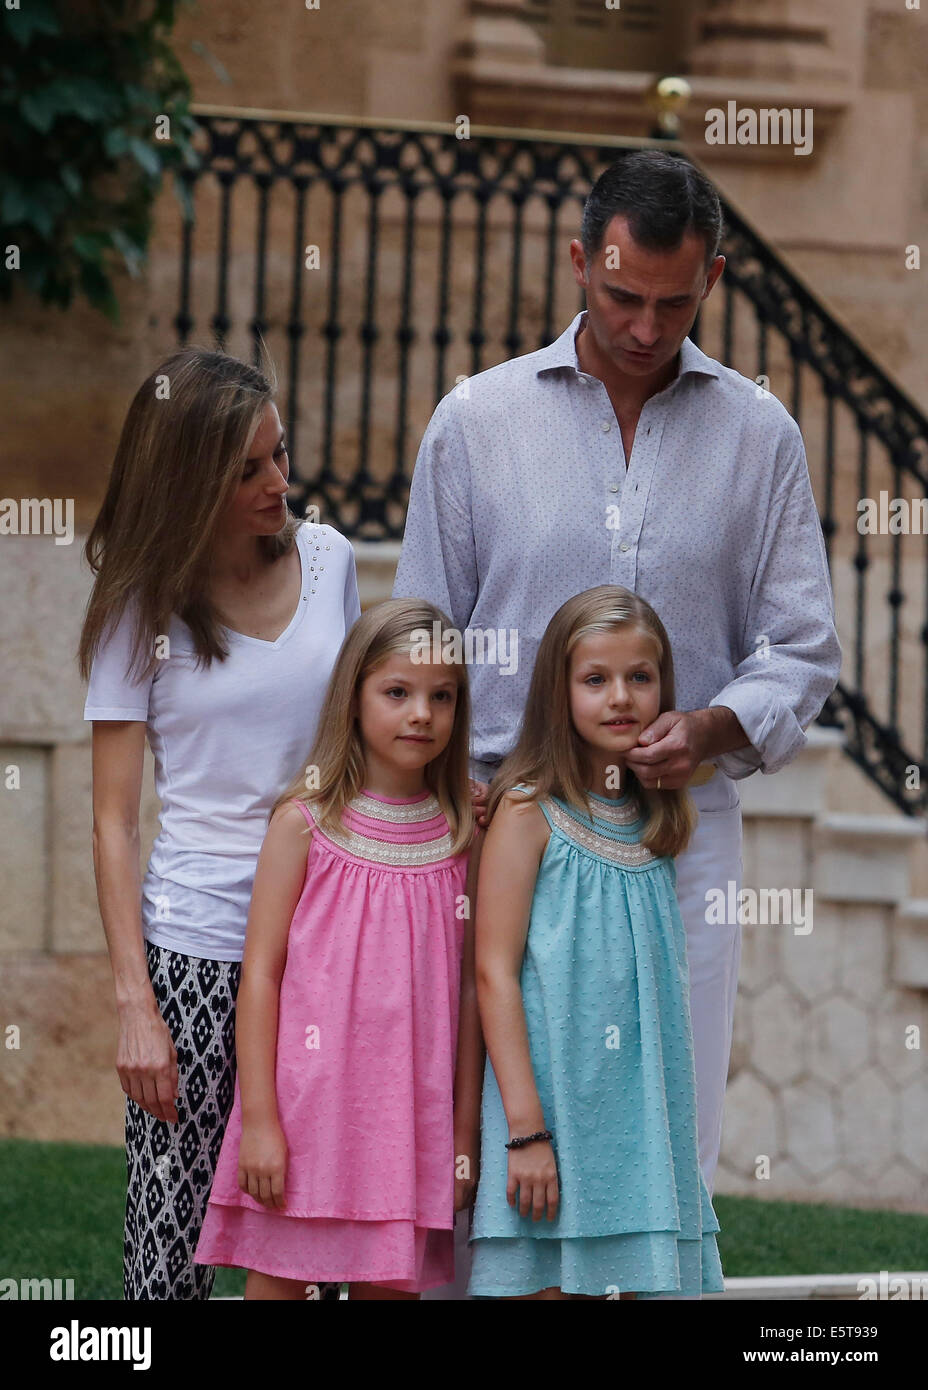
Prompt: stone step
<box><xmin>736</xmin><ymin>723</ymin><xmax>926</xmax><ymax>906</ymax></box>
<box><xmin>738</xmin><ymin>726</ymin><xmax>845</xmax><ymax>820</ymax></box>
<box><xmin>893</xmin><ymin>898</ymin><xmax>928</xmax><ymax>988</ymax></box>
<box><xmin>813</xmin><ymin>813</ymin><xmax>925</xmax><ymax>903</ymax></box>
<box><xmin>706</xmin><ymin>1271</ymin><xmax>928</xmax><ymax>1300</ymax></box>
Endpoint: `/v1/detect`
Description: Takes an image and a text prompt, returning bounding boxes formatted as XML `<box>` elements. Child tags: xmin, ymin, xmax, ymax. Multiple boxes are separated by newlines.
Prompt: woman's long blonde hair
<box><xmin>77</xmin><ymin>345</ymin><xmax>301</xmax><ymax>683</ymax></box>
<box><xmin>272</xmin><ymin>599</ymin><xmax>476</xmax><ymax>857</ymax></box>
<box><xmin>486</xmin><ymin>586</ymin><xmax>697</xmax><ymax>859</ymax></box>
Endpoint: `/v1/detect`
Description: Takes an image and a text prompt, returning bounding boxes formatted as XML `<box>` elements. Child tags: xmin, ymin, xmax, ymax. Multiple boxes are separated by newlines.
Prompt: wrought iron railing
<box><xmin>169</xmin><ymin>106</ymin><xmax>928</xmax><ymax>818</ymax></box>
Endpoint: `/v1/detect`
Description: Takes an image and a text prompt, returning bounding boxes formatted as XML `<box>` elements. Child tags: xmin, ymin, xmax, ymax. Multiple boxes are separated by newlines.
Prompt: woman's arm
<box><xmin>452</xmin><ymin>827</ymin><xmax>486</xmax><ymax>1209</ymax></box>
<box><xmin>475</xmin><ymin>794</ymin><xmax>557</xmax><ymax>1220</ymax></box>
<box><xmin>234</xmin><ymin>800</ymin><xmax>311</xmax><ymax>1208</ymax></box>
<box><xmin>90</xmin><ymin>720</ymin><xmax>178</xmax><ymax>1124</ymax></box>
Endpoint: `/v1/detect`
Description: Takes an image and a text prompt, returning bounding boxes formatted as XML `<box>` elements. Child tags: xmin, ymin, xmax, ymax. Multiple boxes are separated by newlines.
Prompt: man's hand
<box><xmin>470</xmin><ymin>778</ymin><xmax>490</xmax><ymax>828</ymax></box>
<box><xmin>623</xmin><ymin>711</ymin><xmax>707</xmax><ymax>790</ymax></box>
<box><xmin>624</xmin><ymin>706</ymin><xmax>750</xmax><ymax>790</ymax></box>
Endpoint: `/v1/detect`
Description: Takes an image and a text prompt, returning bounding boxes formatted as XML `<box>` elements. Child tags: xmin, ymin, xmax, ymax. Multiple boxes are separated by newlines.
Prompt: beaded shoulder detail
<box><xmin>307</xmin><ymin>790</ymin><xmax>455</xmax><ymax>867</ymax></box>
<box><xmin>510</xmin><ymin>783</ymin><xmax>658</xmax><ymax>869</ymax></box>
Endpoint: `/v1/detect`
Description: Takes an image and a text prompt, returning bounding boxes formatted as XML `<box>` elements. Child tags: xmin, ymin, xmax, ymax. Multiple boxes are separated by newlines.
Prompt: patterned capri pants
<box><xmin>124</xmin><ymin>941</ymin><xmax>342</xmax><ymax>1300</ymax></box>
<box><xmin>123</xmin><ymin>942</ymin><xmax>242</xmax><ymax>1300</ymax></box>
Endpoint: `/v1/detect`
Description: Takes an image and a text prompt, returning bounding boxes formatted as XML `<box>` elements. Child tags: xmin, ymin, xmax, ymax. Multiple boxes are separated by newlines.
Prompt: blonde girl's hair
<box><xmin>77</xmin><ymin>343</ymin><xmax>302</xmax><ymax>683</ymax></box>
<box><xmin>486</xmin><ymin>585</ymin><xmax>697</xmax><ymax>859</ymax></box>
<box><xmin>272</xmin><ymin>598</ymin><xmax>476</xmax><ymax>857</ymax></box>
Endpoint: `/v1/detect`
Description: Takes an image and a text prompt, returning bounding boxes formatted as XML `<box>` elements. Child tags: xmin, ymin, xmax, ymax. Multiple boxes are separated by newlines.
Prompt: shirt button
<box><xmin>601</xmin><ymin>420</ymin><xmax>612</xmax><ymax>432</ymax></box>
<box><xmin>609</xmin><ymin>485</ymin><xmax>619</xmax><ymax>493</ymax></box>
<box><xmin>620</xmin><ymin>542</ymin><xmax>630</xmax><ymax>552</ymax></box>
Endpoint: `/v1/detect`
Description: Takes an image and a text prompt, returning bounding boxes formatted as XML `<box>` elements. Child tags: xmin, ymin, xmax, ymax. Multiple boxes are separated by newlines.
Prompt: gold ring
<box><xmin>657</xmin><ymin>777</ymin><xmax>661</xmax><ymax>790</ymax></box>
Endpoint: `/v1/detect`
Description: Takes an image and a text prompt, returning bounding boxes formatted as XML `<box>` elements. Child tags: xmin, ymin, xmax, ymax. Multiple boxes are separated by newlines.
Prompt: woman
<box><xmin>78</xmin><ymin>346</ymin><xmax>363</xmax><ymax>1299</ymax></box>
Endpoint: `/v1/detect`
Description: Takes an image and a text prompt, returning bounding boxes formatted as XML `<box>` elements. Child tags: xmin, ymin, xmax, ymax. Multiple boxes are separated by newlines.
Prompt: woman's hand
<box><xmin>453</xmin><ymin>1124</ymin><xmax>480</xmax><ymax>1212</ymax></box>
<box><xmin>116</xmin><ymin>999</ymin><xmax>179</xmax><ymax>1124</ymax></box>
<box><xmin>469</xmin><ymin>779</ymin><xmax>490</xmax><ymax>829</ymax></box>
<box><xmin>238</xmin><ymin>1120</ymin><xmax>289</xmax><ymax>1209</ymax></box>
<box><xmin>507</xmin><ymin>1139</ymin><xmax>558</xmax><ymax>1222</ymax></box>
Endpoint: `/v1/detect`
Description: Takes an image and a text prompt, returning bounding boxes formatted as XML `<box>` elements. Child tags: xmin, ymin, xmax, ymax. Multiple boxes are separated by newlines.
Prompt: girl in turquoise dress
<box><xmin>469</xmin><ymin>584</ymin><xmax>725</xmax><ymax>1300</ymax></box>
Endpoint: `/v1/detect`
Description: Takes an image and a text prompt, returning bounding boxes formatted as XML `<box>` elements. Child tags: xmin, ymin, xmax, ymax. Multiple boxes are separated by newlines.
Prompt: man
<box><xmin>393</xmin><ymin>150</ymin><xmax>841</xmax><ymax>1296</ymax></box>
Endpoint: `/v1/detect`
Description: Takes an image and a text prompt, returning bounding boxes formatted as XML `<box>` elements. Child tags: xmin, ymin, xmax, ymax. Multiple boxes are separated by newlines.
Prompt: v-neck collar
<box><xmin>223</xmin><ymin>524</ymin><xmax>309</xmax><ymax>651</ymax></box>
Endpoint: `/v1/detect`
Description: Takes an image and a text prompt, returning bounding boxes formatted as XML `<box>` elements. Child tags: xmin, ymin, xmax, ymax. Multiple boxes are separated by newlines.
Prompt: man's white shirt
<box><xmin>393</xmin><ymin>309</ymin><xmax>842</xmax><ymax>782</ymax></box>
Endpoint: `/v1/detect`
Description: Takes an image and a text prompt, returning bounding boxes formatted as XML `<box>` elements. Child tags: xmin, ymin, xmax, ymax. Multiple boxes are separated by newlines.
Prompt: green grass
<box><xmin>713</xmin><ymin>1193</ymin><xmax>928</xmax><ymax>1279</ymax></box>
<box><xmin>0</xmin><ymin>1138</ymin><xmax>245</xmax><ymax>1300</ymax></box>
<box><xmin>1</xmin><ymin>1138</ymin><xmax>925</xmax><ymax>1299</ymax></box>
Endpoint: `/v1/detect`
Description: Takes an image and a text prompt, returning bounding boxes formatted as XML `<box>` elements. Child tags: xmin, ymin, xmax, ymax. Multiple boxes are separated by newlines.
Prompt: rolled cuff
<box><xmin>707</xmin><ymin>689</ymin><xmax>806</xmax><ymax>779</ymax></box>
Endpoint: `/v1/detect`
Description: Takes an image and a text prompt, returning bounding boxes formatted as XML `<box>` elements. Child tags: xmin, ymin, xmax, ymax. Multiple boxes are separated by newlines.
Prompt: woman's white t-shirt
<box><xmin>83</xmin><ymin>521</ymin><xmax>361</xmax><ymax>961</ymax></box>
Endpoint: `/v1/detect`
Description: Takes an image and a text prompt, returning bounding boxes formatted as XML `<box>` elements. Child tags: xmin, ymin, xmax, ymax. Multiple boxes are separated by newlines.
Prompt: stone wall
<box><xmin>721</xmin><ymin>814</ymin><xmax>928</xmax><ymax>1211</ymax></box>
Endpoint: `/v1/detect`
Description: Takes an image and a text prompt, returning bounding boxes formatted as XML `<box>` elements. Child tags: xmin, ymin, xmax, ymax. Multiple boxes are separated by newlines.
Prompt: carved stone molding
<box><xmin>689</xmin><ymin>0</ymin><xmax>851</xmax><ymax>86</ymax></box>
<box><xmin>451</xmin><ymin>0</ymin><xmax>851</xmax><ymax>158</ymax></box>
<box><xmin>452</xmin><ymin>0</ymin><xmax>546</xmax><ymax>78</ymax></box>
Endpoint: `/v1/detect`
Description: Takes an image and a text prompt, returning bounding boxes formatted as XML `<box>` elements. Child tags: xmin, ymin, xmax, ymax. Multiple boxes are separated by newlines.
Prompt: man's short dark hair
<box><xmin>581</xmin><ymin>151</ymin><xmax>723</xmax><ymax>267</ymax></box>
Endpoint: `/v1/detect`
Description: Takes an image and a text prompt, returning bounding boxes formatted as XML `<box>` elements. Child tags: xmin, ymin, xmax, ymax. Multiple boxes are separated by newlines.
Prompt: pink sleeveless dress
<box><xmin>195</xmin><ymin>787</ymin><xmax>469</xmax><ymax>1291</ymax></box>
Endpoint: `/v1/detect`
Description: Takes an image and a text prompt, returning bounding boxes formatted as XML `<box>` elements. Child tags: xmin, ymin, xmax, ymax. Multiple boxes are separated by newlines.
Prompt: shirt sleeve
<box><xmin>82</xmin><ymin>595</ymin><xmax>153</xmax><ymax>721</ymax></box>
<box><xmin>392</xmin><ymin>392</ymin><xmax>479</xmax><ymax>630</ymax></box>
<box><xmin>709</xmin><ymin>418</ymin><xmax>842</xmax><ymax>778</ymax></box>
<box><xmin>343</xmin><ymin>535</ymin><xmax>362</xmax><ymax>630</ymax></box>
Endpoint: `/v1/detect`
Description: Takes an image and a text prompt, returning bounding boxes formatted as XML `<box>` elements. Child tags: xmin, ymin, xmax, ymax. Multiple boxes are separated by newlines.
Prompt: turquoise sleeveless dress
<box><xmin>469</xmin><ymin>784</ymin><xmax>725</xmax><ymax>1298</ymax></box>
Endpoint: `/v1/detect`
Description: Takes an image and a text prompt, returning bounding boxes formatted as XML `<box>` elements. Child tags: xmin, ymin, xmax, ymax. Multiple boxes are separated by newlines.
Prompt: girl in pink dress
<box><xmin>195</xmin><ymin>599</ymin><xmax>485</xmax><ymax>1299</ymax></box>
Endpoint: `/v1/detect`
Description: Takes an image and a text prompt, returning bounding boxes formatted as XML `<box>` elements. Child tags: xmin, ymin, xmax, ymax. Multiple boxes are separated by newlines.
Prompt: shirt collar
<box><xmin>535</xmin><ymin>310</ymin><xmax>721</xmax><ymax>384</ymax></box>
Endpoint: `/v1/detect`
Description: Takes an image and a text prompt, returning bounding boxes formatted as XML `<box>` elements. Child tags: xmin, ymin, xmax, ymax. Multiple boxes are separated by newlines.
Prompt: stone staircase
<box><xmin>739</xmin><ymin>724</ymin><xmax>928</xmax><ymax>988</ymax></box>
<box><xmin>720</xmin><ymin>723</ymin><xmax>927</xmax><ymax>1211</ymax></box>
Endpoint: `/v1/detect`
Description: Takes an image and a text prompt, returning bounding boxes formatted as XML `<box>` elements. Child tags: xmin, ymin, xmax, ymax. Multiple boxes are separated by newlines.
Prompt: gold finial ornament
<box><xmin>646</xmin><ymin>75</ymin><xmax>692</xmax><ymax>139</ymax></box>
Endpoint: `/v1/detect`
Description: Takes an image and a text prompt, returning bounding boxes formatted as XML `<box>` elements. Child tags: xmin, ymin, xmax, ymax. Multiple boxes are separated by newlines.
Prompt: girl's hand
<box><xmin>116</xmin><ymin>999</ymin><xmax>179</xmax><ymax>1125</ymax></box>
<box><xmin>507</xmin><ymin>1140</ymin><xmax>558</xmax><ymax>1222</ymax></box>
<box><xmin>454</xmin><ymin>1166</ymin><xmax>478</xmax><ymax>1212</ymax></box>
<box><xmin>453</xmin><ymin>1126</ymin><xmax>480</xmax><ymax>1211</ymax></box>
<box><xmin>469</xmin><ymin>778</ymin><xmax>490</xmax><ymax>829</ymax></box>
<box><xmin>238</xmin><ymin>1120</ymin><xmax>289</xmax><ymax>1209</ymax></box>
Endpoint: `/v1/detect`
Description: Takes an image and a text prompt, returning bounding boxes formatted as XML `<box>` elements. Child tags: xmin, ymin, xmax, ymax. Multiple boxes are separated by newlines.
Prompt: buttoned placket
<box><xmin>575</xmin><ymin>367</ymin><xmax>674</xmax><ymax>591</ymax></box>
<box><xmin>576</xmin><ymin>370</ymin><xmax>627</xmax><ymax>585</ymax></box>
<box><xmin>615</xmin><ymin>398</ymin><xmax>668</xmax><ymax>588</ymax></box>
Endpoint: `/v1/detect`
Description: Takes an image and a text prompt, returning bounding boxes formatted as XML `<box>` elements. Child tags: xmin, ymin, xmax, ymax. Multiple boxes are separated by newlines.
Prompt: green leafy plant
<box><xmin>0</xmin><ymin>0</ymin><xmax>201</xmax><ymax>322</ymax></box>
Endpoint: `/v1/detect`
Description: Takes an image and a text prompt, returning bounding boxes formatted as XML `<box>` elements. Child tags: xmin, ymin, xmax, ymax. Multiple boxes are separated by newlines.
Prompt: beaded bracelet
<box><xmin>505</xmin><ymin>1129</ymin><xmax>553</xmax><ymax>1150</ymax></box>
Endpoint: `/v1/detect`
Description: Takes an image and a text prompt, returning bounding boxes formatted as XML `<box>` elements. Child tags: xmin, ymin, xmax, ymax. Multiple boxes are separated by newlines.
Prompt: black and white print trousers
<box><xmin>123</xmin><ymin>941</ymin><xmax>242</xmax><ymax>1300</ymax></box>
